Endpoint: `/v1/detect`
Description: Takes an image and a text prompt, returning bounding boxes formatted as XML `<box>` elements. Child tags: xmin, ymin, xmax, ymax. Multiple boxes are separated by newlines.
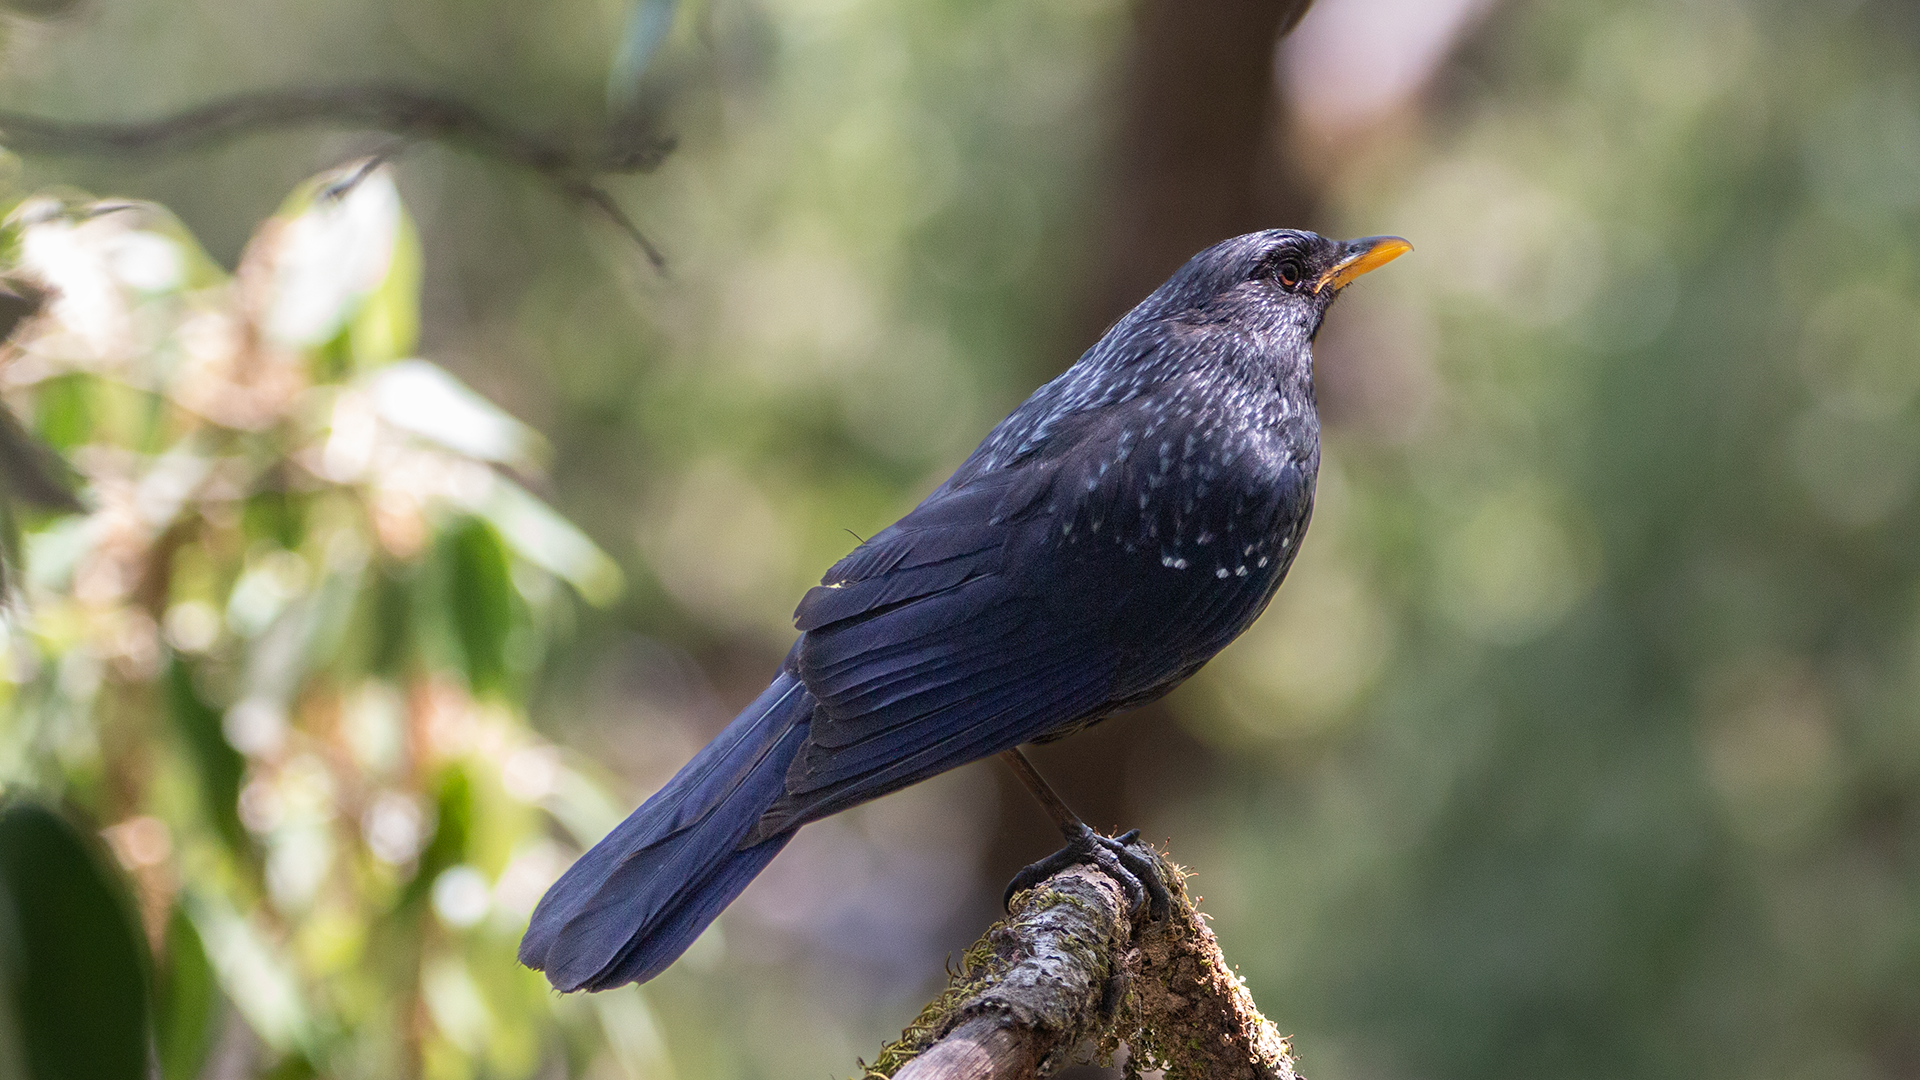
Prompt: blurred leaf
<box><xmin>421</xmin><ymin>954</ymin><xmax>492</xmax><ymax>1058</ymax></box>
<box><xmin>0</xmin><ymin>799</ymin><xmax>149</xmax><ymax>1080</ymax></box>
<box><xmin>155</xmin><ymin>904</ymin><xmax>220</xmax><ymax>1080</ymax></box>
<box><xmin>260</xmin><ymin>166</ymin><xmax>405</xmax><ymax>350</ymax></box>
<box><xmin>368</xmin><ymin>360</ymin><xmax>547</xmax><ymax>469</ymax></box>
<box><xmin>348</xmin><ymin>200</ymin><xmax>421</xmax><ymax>367</ymax></box>
<box><xmin>405</xmin><ymin>766</ymin><xmax>475</xmax><ymax>910</ymax></box>
<box><xmin>261</xmin><ymin>1055</ymin><xmax>318</xmax><ymax>1080</ymax></box>
<box><xmin>0</xmin><ymin>278</ymin><xmax>42</xmax><ymax>343</ymax></box>
<box><xmin>591</xmin><ymin>985</ymin><xmax>677</xmax><ymax>1080</ymax></box>
<box><xmin>473</xmin><ymin>477</ymin><xmax>624</xmax><ymax>606</ymax></box>
<box><xmin>444</xmin><ymin>518</ymin><xmax>515</xmax><ymax>695</ymax></box>
<box><xmin>0</xmin><ymin>405</ymin><xmax>80</xmax><ymax>512</ymax></box>
<box><xmin>366</xmin><ymin>560</ymin><xmax>415</xmax><ymax>677</ymax></box>
<box><xmin>242</xmin><ymin>486</ymin><xmax>306</xmax><ymax>551</ymax></box>
<box><xmin>182</xmin><ymin>890</ymin><xmax>313</xmax><ymax>1060</ymax></box>
<box><xmin>606</xmin><ymin>0</ymin><xmax>679</xmax><ymax>114</ymax></box>
<box><xmin>22</xmin><ymin>514</ymin><xmax>87</xmax><ymax>592</ymax></box>
<box><xmin>164</xmin><ymin>658</ymin><xmax>246</xmax><ymax>851</ymax></box>
<box><xmin>31</xmin><ymin>374</ymin><xmax>91</xmax><ymax>452</ymax></box>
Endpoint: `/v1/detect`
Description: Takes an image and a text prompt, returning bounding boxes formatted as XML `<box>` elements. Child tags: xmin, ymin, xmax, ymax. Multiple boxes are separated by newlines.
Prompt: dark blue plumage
<box><xmin>520</xmin><ymin>229</ymin><xmax>1409</xmax><ymax>991</ymax></box>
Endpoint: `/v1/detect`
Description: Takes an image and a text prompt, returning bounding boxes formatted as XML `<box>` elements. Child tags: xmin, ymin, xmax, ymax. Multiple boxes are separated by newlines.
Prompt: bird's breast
<box><xmin>1037</xmin><ymin>404</ymin><xmax>1315</xmax><ymax>628</ymax></box>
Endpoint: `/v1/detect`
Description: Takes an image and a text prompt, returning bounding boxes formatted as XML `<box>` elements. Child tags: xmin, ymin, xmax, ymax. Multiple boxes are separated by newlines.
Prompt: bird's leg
<box><xmin>997</xmin><ymin>748</ymin><xmax>1171</xmax><ymax>920</ymax></box>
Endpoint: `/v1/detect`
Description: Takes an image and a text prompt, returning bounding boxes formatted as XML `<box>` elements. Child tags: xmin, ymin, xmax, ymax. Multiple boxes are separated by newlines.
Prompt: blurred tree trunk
<box><xmin>1077</xmin><ymin>0</ymin><xmax>1318</xmax><ymax>335</ymax></box>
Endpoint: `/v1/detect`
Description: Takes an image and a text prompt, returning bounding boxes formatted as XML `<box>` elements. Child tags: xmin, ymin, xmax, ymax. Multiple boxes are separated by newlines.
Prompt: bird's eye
<box><xmin>1272</xmin><ymin>258</ymin><xmax>1303</xmax><ymax>289</ymax></box>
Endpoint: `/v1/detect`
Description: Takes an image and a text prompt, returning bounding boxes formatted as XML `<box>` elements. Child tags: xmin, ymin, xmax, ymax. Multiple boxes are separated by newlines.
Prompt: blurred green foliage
<box><xmin>0</xmin><ymin>171</ymin><xmax>647</xmax><ymax>1079</ymax></box>
<box><xmin>0</xmin><ymin>0</ymin><xmax>1915</xmax><ymax>1079</ymax></box>
<box><xmin>1187</xmin><ymin>4</ymin><xmax>1920</xmax><ymax>1079</ymax></box>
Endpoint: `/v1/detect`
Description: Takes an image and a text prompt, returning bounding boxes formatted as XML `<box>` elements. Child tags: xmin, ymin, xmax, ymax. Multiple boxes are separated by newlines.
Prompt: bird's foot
<box><xmin>1003</xmin><ymin>825</ymin><xmax>1171</xmax><ymax>921</ymax></box>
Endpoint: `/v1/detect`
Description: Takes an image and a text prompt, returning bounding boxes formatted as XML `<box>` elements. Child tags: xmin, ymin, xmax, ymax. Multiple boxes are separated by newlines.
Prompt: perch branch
<box><xmin>0</xmin><ymin>84</ymin><xmax>672</xmax><ymax>267</ymax></box>
<box><xmin>861</xmin><ymin>847</ymin><xmax>1299</xmax><ymax>1080</ymax></box>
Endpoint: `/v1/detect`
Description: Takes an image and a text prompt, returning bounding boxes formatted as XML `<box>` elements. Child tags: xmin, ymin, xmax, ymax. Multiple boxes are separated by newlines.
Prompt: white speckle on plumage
<box><xmin>1257</xmin><ymin>556</ymin><xmax>1269</xmax><ymax>567</ymax></box>
<box><xmin>1235</xmin><ymin>565</ymin><xmax>1249</xmax><ymax>577</ymax></box>
<box><xmin>1215</xmin><ymin>567</ymin><xmax>1230</xmax><ymax>578</ymax></box>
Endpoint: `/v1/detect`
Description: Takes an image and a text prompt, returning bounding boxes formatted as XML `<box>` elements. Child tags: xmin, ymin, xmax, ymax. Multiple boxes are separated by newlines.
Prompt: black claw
<box><xmin>1003</xmin><ymin>825</ymin><xmax>1171</xmax><ymax>922</ymax></box>
<box><xmin>1109</xmin><ymin>837</ymin><xmax>1172</xmax><ymax>921</ymax></box>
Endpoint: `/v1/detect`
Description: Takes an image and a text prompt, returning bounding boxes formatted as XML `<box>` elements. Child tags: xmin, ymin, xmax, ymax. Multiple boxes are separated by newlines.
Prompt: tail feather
<box><xmin>520</xmin><ymin>670</ymin><xmax>813</xmax><ymax>991</ymax></box>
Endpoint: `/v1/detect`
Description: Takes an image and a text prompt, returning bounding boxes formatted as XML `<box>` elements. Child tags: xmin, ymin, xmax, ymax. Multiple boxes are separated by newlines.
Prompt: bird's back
<box><xmin>756</xmin><ymin>320</ymin><xmax>1318</xmax><ymax>835</ymax></box>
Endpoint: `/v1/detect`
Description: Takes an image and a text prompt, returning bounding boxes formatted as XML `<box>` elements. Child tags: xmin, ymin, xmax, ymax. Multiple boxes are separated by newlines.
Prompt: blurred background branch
<box><xmin>0</xmin><ymin>84</ymin><xmax>674</xmax><ymax>265</ymax></box>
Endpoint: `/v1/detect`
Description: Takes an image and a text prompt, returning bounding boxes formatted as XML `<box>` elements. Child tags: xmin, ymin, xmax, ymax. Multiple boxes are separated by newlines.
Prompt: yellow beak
<box><xmin>1314</xmin><ymin>236</ymin><xmax>1413</xmax><ymax>294</ymax></box>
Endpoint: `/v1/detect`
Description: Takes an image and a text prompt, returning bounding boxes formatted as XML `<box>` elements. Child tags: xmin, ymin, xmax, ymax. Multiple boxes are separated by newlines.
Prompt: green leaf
<box><xmin>473</xmin><ymin>478</ymin><xmax>624</xmax><ymax>607</ymax></box>
<box><xmin>242</xmin><ymin>486</ymin><xmax>306</xmax><ymax>551</ymax></box>
<box><xmin>164</xmin><ymin>659</ymin><xmax>246</xmax><ymax>851</ymax></box>
<box><xmin>367</xmin><ymin>360</ymin><xmax>547</xmax><ymax>469</ymax></box>
<box><xmin>155</xmin><ymin>905</ymin><xmax>220</xmax><ymax>1080</ymax></box>
<box><xmin>181</xmin><ymin>890</ymin><xmax>313</xmax><ymax>1060</ymax></box>
<box><xmin>443</xmin><ymin>518</ymin><xmax>515</xmax><ymax>695</ymax></box>
<box><xmin>403</xmin><ymin>766</ymin><xmax>473</xmax><ymax>910</ymax></box>
<box><xmin>31</xmin><ymin>374</ymin><xmax>91</xmax><ymax>452</ymax></box>
<box><xmin>262</xmin><ymin>166</ymin><xmax>406</xmax><ymax>352</ymax></box>
<box><xmin>348</xmin><ymin>203</ymin><xmax>421</xmax><ymax>368</ymax></box>
<box><xmin>0</xmin><ymin>799</ymin><xmax>150</xmax><ymax>1080</ymax></box>
<box><xmin>366</xmin><ymin>560</ymin><xmax>415</xmax><ymax>677</ymax></box>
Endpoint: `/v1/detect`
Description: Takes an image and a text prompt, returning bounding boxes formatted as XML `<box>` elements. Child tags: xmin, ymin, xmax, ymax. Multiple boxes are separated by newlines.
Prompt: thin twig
<box><xmin>563</xmin><ymin>180</ymin><xmax>668</xmax><ymax>271</ymax></box>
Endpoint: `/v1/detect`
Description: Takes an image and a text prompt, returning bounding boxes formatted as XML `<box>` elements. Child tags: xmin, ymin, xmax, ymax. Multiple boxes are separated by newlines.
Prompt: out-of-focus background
<box><xmin>0</xmin><ymin>0</ymin><xmax>1917</xmax><ymax>1077</ymax></box>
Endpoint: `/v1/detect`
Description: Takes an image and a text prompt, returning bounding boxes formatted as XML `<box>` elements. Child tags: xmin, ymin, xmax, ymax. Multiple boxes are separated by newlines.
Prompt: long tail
<box><xmin>519</xmin><ymin>670</ymin><xmax>813</xmax><ymax>990</ymax></box>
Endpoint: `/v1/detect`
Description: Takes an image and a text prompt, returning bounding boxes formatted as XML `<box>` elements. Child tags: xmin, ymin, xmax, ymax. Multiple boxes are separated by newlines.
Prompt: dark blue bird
<box><xmin>519</xmin><ymin>229</ymin><xmax>1410</xmax><ymax>991</ymax></box>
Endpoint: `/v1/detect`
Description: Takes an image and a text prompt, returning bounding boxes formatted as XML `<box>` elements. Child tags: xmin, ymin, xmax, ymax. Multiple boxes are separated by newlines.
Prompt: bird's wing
<box><xmin>754</xmin><ymin>382</ymin><xmax>1312</xmax><ymax>839</ymax></box>
<box><xmin>754</xmin><ymin>459</ymin><xmax>1120</xmax><ymax>837</ymax></box>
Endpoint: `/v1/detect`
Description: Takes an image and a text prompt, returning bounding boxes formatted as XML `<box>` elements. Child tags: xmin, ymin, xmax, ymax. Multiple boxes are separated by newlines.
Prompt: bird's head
<box><xmin>1145</xmin><ymin>229</ymin><xmax>1411</xmax><ymax>346</ymax></box>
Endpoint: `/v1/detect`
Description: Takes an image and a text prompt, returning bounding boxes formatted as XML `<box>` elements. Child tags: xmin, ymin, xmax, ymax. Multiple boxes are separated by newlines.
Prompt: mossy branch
<box><xmin>858</xmin><ymin>848</ymin><xmax>1299</xmax><ymax>1080</ymax></box>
